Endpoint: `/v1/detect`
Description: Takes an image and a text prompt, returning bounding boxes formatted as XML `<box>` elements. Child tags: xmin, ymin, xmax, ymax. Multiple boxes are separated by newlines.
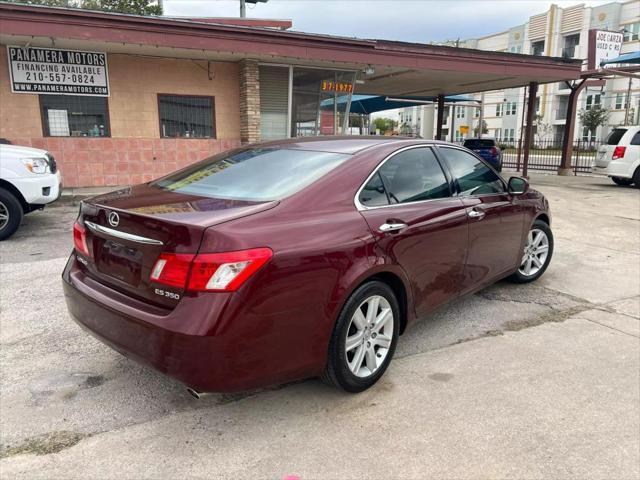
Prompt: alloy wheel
<box><xmin>518</xmin><ymin>228</ymin><xmax>549</xmax><ymax>277</ymax></box>
<box><xmin>0</xmin><ymin>201</ymin><xmax>8</xmax><ymax>231</ymax></box>
<box><xmin>345</xmin><ymin>295</ymin><xmax>394</xmax><ymax>378</ymax></box>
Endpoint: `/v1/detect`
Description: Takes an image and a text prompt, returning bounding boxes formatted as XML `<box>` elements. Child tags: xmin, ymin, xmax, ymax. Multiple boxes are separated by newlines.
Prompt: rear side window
<box><xmin>606</xmin><ymin>128</ymin><xmax>628</xmax><ymax>145</ymax></box>
<box><xmin>631</xmin><ymin>132</ymin><xmax>640</xmax><ymax>146</ymax></box>
<box><xmin>359</xmin><ymin>147</ymin><xmax>450</xmax><ymax>206</ymax></box>
<box><xmin>463</xmin><ymin>139</ymin><xmax>496</xmax><ymax>149</ymax></box>
<box><xmin>439</xmin><ymin>147</ymin><xmax>504</xmax><ymax>196</ymax></box>
<box><xmin>154</xmin><ymin>148</ymin><xmax>350</xmax><ymax>201</ymax></box>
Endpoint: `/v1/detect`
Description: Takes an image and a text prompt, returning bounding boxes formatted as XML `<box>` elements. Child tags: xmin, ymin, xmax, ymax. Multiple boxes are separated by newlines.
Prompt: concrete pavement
<box><xmin>0</xmin><ymin>173</ymin><xmax>638</xmax><ymax>479</ymax></box>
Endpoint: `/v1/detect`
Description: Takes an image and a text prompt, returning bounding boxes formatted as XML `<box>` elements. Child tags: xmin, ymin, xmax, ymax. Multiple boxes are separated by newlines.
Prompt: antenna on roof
<box><xmin>240</xmin><ymin>0</ymin><xmax>269</xmax><ymax>18</ymax></box>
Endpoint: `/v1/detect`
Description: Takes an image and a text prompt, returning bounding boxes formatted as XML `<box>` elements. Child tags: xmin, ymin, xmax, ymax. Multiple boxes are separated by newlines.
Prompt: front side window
<box><xmin>40</xmin><ymin>95</ymin><xmax>109</xmax><ymax>137</ymax></box>
<box><xmin>439</xmin><ymin>147</ymin><xmax>504</xmax><ymax>196</ymax></box>
<box><xmin>154</xmin><ymin>148</ymin><xmax>349</xmax><ymax>201</ymax></box>
<box><xmin>359</xmin><ymin>147</ymin><xmax>450</xmax><ymax>206</ymax></box>
<box><xmin>158</xmin><ymin>95</ymin><xmax>215</xmax><ymax>138</ymax></box>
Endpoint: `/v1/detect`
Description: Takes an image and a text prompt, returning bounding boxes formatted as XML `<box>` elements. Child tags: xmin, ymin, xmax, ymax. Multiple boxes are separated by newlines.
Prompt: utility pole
<box><xmin>624</xmin><ymin>77</ymin><xmax>632</xmax><ymax>125</ymax></box>
<box><xmin>478</xmin><ymin>93</ymin><xmax>485</xmax><ymax>139</ymax></box>
<box><xmin>240</xmin><ymin>0</ymin><xmax>268</xmax><ymax>18</ymax></box>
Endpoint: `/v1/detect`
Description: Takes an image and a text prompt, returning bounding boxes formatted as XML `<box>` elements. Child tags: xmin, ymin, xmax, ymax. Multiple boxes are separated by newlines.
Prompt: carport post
<box><xmin>436</xmin><ymin>94</ymin><xmax>445</xmax><ymax>140</ymax></box>
<box><xmin>559</xmin><ymin>79</ymin><xmax>604</xmax><ymax>176</ymax></box>
<box><xmin>522</xmin><ymin>82</ymin><xmax>538</xmax><ymax>179</ymax></box>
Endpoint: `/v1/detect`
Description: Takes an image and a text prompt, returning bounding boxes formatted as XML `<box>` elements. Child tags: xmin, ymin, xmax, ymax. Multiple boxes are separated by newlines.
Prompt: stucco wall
<box><xmin>0</xmin><ymin>49</ymin><xmax>242</xmax><ymax>187</ymax></box>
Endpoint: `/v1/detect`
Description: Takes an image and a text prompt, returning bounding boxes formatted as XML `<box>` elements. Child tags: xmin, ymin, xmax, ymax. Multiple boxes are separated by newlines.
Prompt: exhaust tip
<box><xmin>186</xmin><ymin>387</ymin><xmax>204</xmax><ymax>399</ymax></box>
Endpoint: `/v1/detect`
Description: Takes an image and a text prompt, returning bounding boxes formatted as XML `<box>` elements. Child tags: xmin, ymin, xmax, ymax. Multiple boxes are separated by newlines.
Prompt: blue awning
<box><xmin>321</xmin><ymin>94</ymin><xmax>475</xmax><ymax>114</ymax></box>
<box><xmin>600</xmin><ymin>51</ymin><xmax>640</xmax><ymax>66</ymax></box>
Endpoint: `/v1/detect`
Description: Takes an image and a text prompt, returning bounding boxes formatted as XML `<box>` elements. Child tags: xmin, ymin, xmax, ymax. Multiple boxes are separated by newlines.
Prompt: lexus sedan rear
<box><xmin>63</xmin><ymin>137</ymin><xmax>553</xmax><ymax>394</ymax></box>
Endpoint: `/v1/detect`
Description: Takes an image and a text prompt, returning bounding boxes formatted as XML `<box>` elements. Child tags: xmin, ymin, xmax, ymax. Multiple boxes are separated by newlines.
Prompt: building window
<box><xmin>582</xmin><ymin>127</ymin><xmax>596</xmax><ymax>142</ymax></box>
<box><xmin>531</xmin><ymin>40</ymin><xmax>545</xmax><ymax>56</ymax></box>
<box><xmin>473</xmin><ymin>108</ymin><xmax>480</xmax><ymax>118</ymax></box>
<box><xmin>623</xmin><ymin>23</ymin><xmax>640</xmax><ymax>42</ymax></box>
<box><xmin>40</xmin><ymin>95</ymin><xmax>110</xmax><ymax>137</ymax></box>
<box><xmin>495</xmin><ymin>128</ymin><xmax>502</xmax><ymax>140</ymax></box>
<box><xmin>509</xmin><ymin>45</ymin><xmax>522</xmax><ymax>53</ymax></box>
<box><xmin>496</xmin><ymin>104</ymin><xmax>503</xmax><ymax>117</ymax></box>
<box><xmin>585</xmin><ymin>94</ymin><xmax>601</xmax><ymax>110</ymax></box>
<box><xmin>455</xmin><ymin>129</ymin><xmax>463</xmax><ymax>142</ymax></box>
<box><xmin>562</xmin><ymin>33</ymin><xmax>580</xmax><ymax>59</ymax></box>
<box><xmin>455</xmin><ymin>106</ymin><xmax>465</xmax><ymax>119</ymax></box>
<box><xmin>504</xmin><ymin>102</ymin><xmax>517</xmax><ymax>116</ymax></box>
<box><xmin>158</xmin><ymin>94</ymin><xmax>215</xmax><ymax>138</ymax></box>
<box><xmin>614</xmin><ymin>93</ymin><xmax>627</xmax><ymax>110</ymax></box>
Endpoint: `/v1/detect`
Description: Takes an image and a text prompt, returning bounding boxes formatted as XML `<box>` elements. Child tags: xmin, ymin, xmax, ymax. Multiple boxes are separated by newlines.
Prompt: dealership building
<box><xmin>0</xmin><ymin>2</ymin><xmax>583</xmax><ymax>187</ymax></box>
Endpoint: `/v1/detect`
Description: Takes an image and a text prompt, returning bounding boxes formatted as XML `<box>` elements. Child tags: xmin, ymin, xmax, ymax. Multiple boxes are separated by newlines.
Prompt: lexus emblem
<box><xmin>108</xmin><ymin>211</ymin><xmax>120</xmax><ymax>227</ymax></box>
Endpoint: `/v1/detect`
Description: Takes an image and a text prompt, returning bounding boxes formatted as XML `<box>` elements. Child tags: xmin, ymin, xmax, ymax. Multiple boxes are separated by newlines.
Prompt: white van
<box><xmin>0</xmin><ymin>143</ymin><xmax>62</xmax><ymax>240</ymax></box>
<box><xmin>593</xmin><ymin>126</ymin><xmax>640</xmax><ymax>187</ymax></box>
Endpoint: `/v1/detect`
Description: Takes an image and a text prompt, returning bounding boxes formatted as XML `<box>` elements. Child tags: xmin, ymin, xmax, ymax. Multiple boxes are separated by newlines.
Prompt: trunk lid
<box><xmin>76</xmin><ymin>183</ymin><xmax>277</xmax><ymax>308</ymax></box>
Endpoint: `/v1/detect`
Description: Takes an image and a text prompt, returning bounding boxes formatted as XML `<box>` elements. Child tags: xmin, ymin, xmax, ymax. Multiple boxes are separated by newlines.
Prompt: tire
<box><xmin>611</xmin><ymin>176</ymin><xmax>633</xmax><ymax>186</ymax></box>
<box><xmin>322</xmin><ymin>281</ymin><xmax>400</xmax><ymax>393</ymax></box>
<box><xmin>633</xmin><ymin>167</ymin><xmax>640</xmax><ymax>189</ymax></box>
<box><xmin>0</xmin><ymin>188</ymin><xmax>23</xmax><ymax>241</ymax></box>
<box><xmin>507</xmin><ymin>219</ymin><xmax>554</xmax><ymax>284</ymax></box>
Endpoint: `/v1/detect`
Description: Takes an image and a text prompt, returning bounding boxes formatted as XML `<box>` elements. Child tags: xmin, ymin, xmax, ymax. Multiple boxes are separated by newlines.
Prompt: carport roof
<box><xmin>0</xmin><ymin>2</ymin><xmax>583</xmax><ymax>96</ymax></box>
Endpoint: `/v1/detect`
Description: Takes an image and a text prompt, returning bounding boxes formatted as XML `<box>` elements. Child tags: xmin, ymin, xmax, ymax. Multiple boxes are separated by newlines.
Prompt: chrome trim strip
<box><xmin>84</xmin><ymin>221</ymin><xmax>164</xmax><ymax>245</ymax></box>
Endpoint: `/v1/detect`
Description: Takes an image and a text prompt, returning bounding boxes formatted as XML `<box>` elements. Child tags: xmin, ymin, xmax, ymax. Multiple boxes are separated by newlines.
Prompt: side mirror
<box><xmin>508</xmin><ymin>176</ymin><xmax>529</xmax><ymax>195</ymax></box>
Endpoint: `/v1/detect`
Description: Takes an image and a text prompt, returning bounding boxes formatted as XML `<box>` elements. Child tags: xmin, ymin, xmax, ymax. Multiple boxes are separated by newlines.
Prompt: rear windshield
<box><xmin>463</xmin><ymin>139</ymin><xmax>496</xmax><ymax>149</ymax></box>
<box><xmin>153</xmin><ymin>147</ymin><xmax>350</xmax><ymax>201</ymax></box>
<box><xmin>605</xmin><ymin>128</ymin><xmax>627</xmax><ymax>145</ymax></box>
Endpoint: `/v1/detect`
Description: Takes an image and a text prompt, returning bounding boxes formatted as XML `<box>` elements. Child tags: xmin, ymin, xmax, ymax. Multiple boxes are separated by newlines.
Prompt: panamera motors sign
<box><xmin>7</xmin><ymin>46</ymin><xmax>109</xmax><ymax>96</ymax></box>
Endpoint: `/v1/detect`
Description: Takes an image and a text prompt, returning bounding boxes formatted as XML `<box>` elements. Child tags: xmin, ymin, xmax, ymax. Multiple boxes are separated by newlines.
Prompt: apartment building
<box><xmin>399</xmin><ymin>1</ymin><xmax>640</xmax><ymax>144</ymax></box>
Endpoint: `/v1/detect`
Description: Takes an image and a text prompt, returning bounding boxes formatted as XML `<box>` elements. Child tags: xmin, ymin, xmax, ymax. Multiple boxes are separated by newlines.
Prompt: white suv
<box><xmin>593</xmin><ymin>126</ymin><xmax>640</xmax><ymax>188</ymax></box>
<box><xmin>0</xmin><ymin>143</ymin><xmax>62</xmax><ymax>240</ymax></box>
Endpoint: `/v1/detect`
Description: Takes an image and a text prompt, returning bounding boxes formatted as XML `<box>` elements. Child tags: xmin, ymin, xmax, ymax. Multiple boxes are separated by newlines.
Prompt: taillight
<box><xmin>150</xmin><ymin>248</ymin><xmax>273</xmax><ymax>292</ymax></box>
<box><xmin>490</xmin><ymin>147</ymin><xmax>499</xmax><ymax>155</ymax></box>
<box><xmin>150</xmin><ymin>253</ymin><xmax>195</xmax><ymax>289</ymax></box>
<box><xmin>613</xmin><ymin>146</ymin><xmax>626</xmax><ymax>160</ymax></box>
<box><xmin>73</xmin><ymin>222</ymin><xmax>89</xmax><ymax>257</ymax></box>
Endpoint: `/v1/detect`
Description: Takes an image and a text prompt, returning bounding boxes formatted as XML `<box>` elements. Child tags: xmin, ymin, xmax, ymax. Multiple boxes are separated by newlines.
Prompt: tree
<box><xmin>579</xmin><ymin>106</ymin><xmax>610</xmax><ymax>140</ymax></box>
<box><xmin>473</xmin><ymin>120</ymin><xmax>488</xmax><ymax>137</ymax></box>
<box><xmin>534</xmin><ymin>113</ymin><xmax>552</xmax><ymax>143</ymax></box>
<box><xmin>7</xmin><ymin>0</ymin><xmax>162</xmax><ymax>15</ymax></box>
<box><xmin>372</xmin><ymin>117</ymin><xmax>397</xmax><ymax>135</ymax></box>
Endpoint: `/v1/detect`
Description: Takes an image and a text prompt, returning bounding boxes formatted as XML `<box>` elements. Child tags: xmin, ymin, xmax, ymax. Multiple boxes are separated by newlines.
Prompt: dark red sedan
<box><xmin>63</xmin><ymin>137</ymin><xmax>553</xmax><ymax>395</ymax></box>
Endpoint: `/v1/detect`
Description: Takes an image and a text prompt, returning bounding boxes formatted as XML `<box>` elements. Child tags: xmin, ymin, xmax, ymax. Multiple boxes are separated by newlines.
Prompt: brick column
<box><xmin>239</xmin><ymin>59</ymin><xmax>260</xmax><ymax>144</ymax></box>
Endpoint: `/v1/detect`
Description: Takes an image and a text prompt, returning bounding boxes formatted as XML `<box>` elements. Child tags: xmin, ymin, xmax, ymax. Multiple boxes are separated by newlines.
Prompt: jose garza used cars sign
<box><xmin>7</xmin><ymin>46</ymin><xmax>109</xmax><ymax>96</ymax></box>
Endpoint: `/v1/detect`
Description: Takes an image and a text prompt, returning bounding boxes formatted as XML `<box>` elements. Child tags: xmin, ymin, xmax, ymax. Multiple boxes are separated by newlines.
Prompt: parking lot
<box><xmin>0</xmin><ymin>173</ymin><xmax>638</xmax><ymax>479</ymax></box>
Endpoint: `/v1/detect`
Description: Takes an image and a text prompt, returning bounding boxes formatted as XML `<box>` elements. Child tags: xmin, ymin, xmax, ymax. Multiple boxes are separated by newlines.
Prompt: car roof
<box><xmin>255</xmin><ymin>136</ymin><xmax>459</xmax><ymax>154</ymax></box>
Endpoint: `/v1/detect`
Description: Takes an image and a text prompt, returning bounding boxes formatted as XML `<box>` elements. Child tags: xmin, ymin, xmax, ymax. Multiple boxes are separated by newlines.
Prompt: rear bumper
<box><xmin>62</xmin><ymin>254</ymin><xmax>322</xmax><ymax>392</ymax></box>
<box><xmin>592</xmin><ymin>160</ymin><xmax>634</xmax><ymax>178</ymax></box>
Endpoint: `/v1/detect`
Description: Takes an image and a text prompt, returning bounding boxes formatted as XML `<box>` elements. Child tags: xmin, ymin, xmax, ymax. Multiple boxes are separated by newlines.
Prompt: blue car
<box><xmin>463</xmin><ymin>138</ymin><xmax>503</xmax><ymax>172</ymax></box>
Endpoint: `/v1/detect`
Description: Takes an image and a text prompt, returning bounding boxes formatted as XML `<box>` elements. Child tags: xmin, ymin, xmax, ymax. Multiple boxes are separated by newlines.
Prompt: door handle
<box><xmin>467</xmin><ymin>209</ymin><xmax>486</xmax><ymax>220</ymax></box>
<box><xmin>379</xmin><ymin>222</ymin><xmax>408</xmax><ymax>233</ymax></box>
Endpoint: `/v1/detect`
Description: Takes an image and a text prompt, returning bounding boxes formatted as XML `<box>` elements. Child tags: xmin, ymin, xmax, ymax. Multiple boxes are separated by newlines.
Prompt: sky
<box><xmin>163</xmin><ymin>0</ymin><xmax>616</xmax><ymax>43</ymax></box>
